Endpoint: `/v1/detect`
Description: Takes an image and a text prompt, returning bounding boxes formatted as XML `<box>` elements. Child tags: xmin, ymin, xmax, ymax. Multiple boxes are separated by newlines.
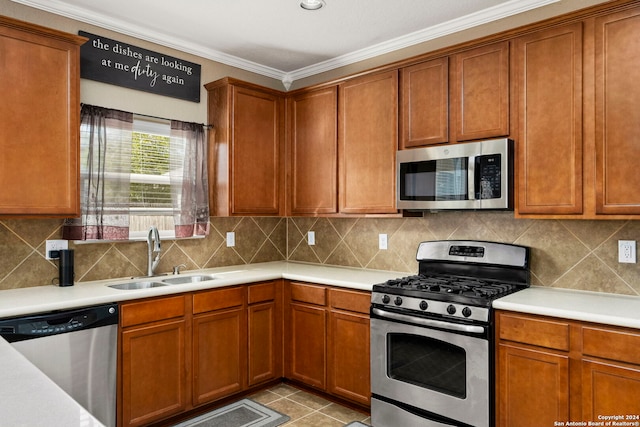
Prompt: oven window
<box><xmin>387</xmin><ymin>333</ymin><xmax>466</xmax><ymax>399</ymax></box>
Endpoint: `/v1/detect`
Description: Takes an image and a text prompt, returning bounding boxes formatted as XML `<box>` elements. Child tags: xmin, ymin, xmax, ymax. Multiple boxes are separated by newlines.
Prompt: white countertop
<box><xmin>0</xmin><ymin>261</ymin><xmax>402</xmax><ymax>318</ymax></box>
<box><xmin>494</xmin><ymin>286</ymin><xmax>640</xmax><ymax>329</ymax></box>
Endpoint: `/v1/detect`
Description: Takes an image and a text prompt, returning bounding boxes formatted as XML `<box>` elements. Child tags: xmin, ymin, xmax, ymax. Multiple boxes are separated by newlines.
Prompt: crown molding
<box><xmin>12</xmin><ymin>0</ymin><xmax>558</xmax><ymax>88</ymax></box>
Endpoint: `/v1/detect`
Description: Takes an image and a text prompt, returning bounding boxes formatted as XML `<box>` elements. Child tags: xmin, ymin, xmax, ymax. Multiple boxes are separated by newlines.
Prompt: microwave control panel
<box><xmin>476</xmin><ymin>154</ymin><xmax>501</xmax><ymax>199</ymax></box>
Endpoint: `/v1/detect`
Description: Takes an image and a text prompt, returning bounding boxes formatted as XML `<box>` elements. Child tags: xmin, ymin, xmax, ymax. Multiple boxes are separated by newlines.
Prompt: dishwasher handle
<box><xmin>0</xmin><ymin>303</ymin><xmax>118</xmax><ymax>343</ymax></box>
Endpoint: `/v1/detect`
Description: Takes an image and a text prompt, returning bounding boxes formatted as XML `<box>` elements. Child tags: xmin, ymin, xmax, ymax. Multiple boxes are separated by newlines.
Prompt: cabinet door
<box><xmin>287</xmin><ymin>302</ymin><xmax>326</xmax><ymax>389</ymax></box>
<box><xmin>0</xmin><ymin>18</ymin><xmax>83</xmax><ymax>216</ymax></box>
<box><xmin>231</xmin><ymin>85</ymin><xmax>284</xmax><ymax>215</ymax></box>
<box><xmin>287</xmin><ymin>87</ymin><xmax>338</xmax><ymax>214</ymax></box>
<box><xmin>121</xmin><ymin>319</ymin><xmax>188</xmax><ymax>427</ymax></box>
<box><xmin>594</xmin><ymin>7</ymin><xmax>640</xmax><ymax>214</ymax></box>
<box><xmin>400</xmin><ymin>57</ymin><xmax>449</xmax><ymax>148</ymax></box>
<box><xmin>339</xmin><ymin>71</ymin><xmax>398</xmax><ymax>214</ymax></box>
<box><xmin>193</xmin><ymin>307</ymin><xmax>246</xmax><ymax>405</ymax></box>
<box><xmin>497</xmin><ymin>344</ymin><xmax>569</xmax><ymax>427</ymax></box>
<box><xmin>327</xmin><ymin>310</ymin><xmax>370</xmax><ymax>405</ymax></box>
<box><xmin>582</xmin><ymin>359</ymin><xmax>640</xmax><ymax>418</ymax></box>
<box><xmin>515</xmin><ymin>23</ymin><xmax>583</xmax><ymax>215</ymax></box>
<box><xmin>451</xmin><ymin>41</ymin><xmax>509</xmax><ymax>142</ymax></box>
<box><xmin>248</xmin><ymin>301</ymin><xmax>279</xmax><ymax>385</ymax></box>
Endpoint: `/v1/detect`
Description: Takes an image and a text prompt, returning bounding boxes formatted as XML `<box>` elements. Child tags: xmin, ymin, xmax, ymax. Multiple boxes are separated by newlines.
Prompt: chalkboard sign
<box><xmin>79</xmin><ymin>31</ymin><xmax>201</xmax><ymax>103</ymax></box>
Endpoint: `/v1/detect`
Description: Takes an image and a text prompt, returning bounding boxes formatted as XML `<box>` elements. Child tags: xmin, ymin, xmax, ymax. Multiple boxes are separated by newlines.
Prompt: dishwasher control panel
<box><xmin>0</xmin><ymin>303</ymin><xmax>118</xmax><ymax>342</ymax></box>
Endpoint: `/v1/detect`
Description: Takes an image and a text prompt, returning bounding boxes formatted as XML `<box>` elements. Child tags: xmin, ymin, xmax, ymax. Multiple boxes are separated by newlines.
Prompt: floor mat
<box><xmin>171</xmin><ymin>398</ymin><xmax>289</xmax><ymax>427</ymax></box>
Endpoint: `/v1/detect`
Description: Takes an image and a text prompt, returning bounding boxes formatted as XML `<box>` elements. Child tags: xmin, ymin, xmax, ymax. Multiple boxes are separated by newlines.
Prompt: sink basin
<box><xmin>108</xmin><ymin>281</ymin><xmax>167</xmax><ymax>290</ymax></box>
<box><xmin>162</xmin><ymin>274</ymin><xmax>218</xmax><ymax>285</ymax></box>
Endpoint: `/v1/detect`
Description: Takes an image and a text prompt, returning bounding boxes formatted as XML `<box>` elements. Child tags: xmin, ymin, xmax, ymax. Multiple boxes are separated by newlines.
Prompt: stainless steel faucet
<box><xmin>147</xmin><ymin>226</ymin><xmax>161</xmax><ymax>276</ymax></box>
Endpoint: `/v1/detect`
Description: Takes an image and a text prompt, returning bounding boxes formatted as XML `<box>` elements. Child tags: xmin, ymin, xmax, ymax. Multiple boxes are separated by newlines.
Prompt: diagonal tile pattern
<box><xmin>0</xmin><ymin>213</ymin><xmax>638</xmax><ymax>296</ymax></box>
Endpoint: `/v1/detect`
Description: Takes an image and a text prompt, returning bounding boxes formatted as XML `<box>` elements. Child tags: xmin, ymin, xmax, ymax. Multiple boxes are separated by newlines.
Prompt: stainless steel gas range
<box><xmin>370</xmin><ymin>240</ymin><xmax>530</xmax><ymax>427</ymax></box>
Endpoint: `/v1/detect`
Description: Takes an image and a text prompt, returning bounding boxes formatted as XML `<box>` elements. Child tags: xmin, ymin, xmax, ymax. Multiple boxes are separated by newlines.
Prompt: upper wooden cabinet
<box><xmin>594</xmin><ymin>7</ymin><xmax>640</xmax><ymax>215</ymax></box>
<box><xmin>0</xmin><ymin>16</ymin><xmax>85</xmax><ymax>217</ymax></box>
<box><xmin>286</xmin><ymin>87</ymin><xmax>338</xmax><ymax>215</ymax></box>
<box><xmin>339</xmin><ymin>71</ymin><xmax>398</xmax><ymax>214</ymax></box>
<box><xmin>205</xmin><ymin>78</ymin><xmax>285</xmax><ymax>216</ymax></box>
<box><xmin>400</xmin><ymin>57</ymin><xmax>449</xmax><ymax>148</ymax></box>
<box><xmin>451</xmin><ymin>41</ymin><xmax>510</xmax><ymax>142</ymax></box>
<box><xmin>514</xmin><ymin>23</ymin><xmax>584</xmax><ymax>216</ymax></box>
<box><xmin>399</xmin><ymin>41</ymin><xmax>509</xmax><ymax>149</ymax></box>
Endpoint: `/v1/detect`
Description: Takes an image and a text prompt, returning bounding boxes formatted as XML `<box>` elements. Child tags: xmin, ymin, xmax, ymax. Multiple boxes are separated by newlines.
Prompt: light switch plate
<box><xmin>307</xmin><ymin>231</ymin><xmax>315</xmax><ymax>245</ymax></box>
<box><xmin>618</xmin><ymin>240</ymin><xmax>636</xmax><ymax>263</ymax></box>
<box><xmin>226</xmin><ymin>232</ymin><xmax>235</xmax><ymax>247</ymax></box>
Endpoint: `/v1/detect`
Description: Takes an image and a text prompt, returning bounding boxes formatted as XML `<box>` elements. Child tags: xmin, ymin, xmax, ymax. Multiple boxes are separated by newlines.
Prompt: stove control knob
<box><xmin>462</xmin><ymin>307</ymin><xmax>472</xmax><ymax>318</ymax></box>
<box><xmin>382</xmin><ymin>295</ymin><xmax>390</xmax><ymax>304</ymax></box>
<box><xmin>447</xmin><ymin>304</ymin><xmax>456</xmax><ymax>315</ymax></box>
<box><xmin>419</xmin><ymin>301</ymin><xmax>428</xmax><ymax>311</ymax></box>
<box><xmin>394</xmin><ymin>296</ymin><xmax>403</xmax><ymax>306</ymax></box>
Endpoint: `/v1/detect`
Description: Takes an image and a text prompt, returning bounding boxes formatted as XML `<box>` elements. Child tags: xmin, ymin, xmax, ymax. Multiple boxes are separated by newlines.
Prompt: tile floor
<box><xmin>249</xmin><ymin>383</ymin><xmax>371</xmax><ymax>427</ymax></box>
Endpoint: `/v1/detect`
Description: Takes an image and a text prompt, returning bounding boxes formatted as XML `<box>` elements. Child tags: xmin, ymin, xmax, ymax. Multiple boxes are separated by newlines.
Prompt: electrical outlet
<box><xmin>618</xmin><ymin>240</ymin><xmax>636</xmax><ymax>263</ymax></box>
<box><xmin>226</xmin><ymin>232</ymin><xmax>235</xmax><ymax>247</ymax></box>
<box><xmin>379</xmin><ymin>234</ymin><xmax>388</xmax><ymax>250</ymax></box>
<box><xmin>307</xmin><ymin>231</ymin><xmax>315</xmax><ymax>245</ymax></box>
<box><xmin>45</xmin><ymin>240</ymin><xmax>68</xmax><ymax>260</ymax></box>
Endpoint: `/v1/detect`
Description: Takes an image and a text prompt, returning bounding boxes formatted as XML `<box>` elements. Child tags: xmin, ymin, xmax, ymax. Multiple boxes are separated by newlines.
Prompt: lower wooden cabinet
<box><xmin>119</xmin><ymin>296</ymin><xmax>189</xmax><ymax>427</ymax></box>
<box><xmin>118</xmin><ymin>281</ymin><xmax>282</xmax><ymax>426</ymax></box>
<box><xmin>496</xmin><ymin>310</ymin><xmax>640</xmax><ymax>426</ymax></box>
<box><xmin>285</xmin><ymin>281</ymin><xmax>371</xmax><ymax>406</ymax></box>
<box><xmin>327</xmin><ymin>288</ymin><xmax>371</xmax><ymax>406</ymax></box>
<box><xmin>192</xmin><ymin>286</ymin><xmax>246</xmax><ymax>405</ymax></box>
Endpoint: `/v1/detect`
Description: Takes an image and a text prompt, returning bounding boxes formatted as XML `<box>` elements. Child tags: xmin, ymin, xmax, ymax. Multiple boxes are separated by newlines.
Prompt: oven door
<box><xmin>371</xmin><ymin>308</ymin><xmax>490</xmax><ymax>427</ymax></box>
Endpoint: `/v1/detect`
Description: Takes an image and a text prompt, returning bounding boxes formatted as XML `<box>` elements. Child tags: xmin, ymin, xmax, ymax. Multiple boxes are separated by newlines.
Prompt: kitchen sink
<box><xmin>161</xmin><ymin>274</ymin><xmax>218</xmax><ymax>285</ymax></box>
<box><xmin>108</xmin><ymin>281</ymin><xmax>167</xmax><ymax>290</ymax></box>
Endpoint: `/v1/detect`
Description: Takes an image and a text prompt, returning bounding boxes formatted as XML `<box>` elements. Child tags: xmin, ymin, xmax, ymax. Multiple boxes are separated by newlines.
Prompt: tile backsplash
<box><xmin>0</xmin><ymin>213</ymin><xmax>638</xmax><ymax>295</ymax></box>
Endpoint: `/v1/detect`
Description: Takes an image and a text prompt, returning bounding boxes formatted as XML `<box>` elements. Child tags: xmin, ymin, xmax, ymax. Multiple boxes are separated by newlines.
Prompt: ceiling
<box><xmin>13</xmin><ymin>0</ymin><xmax>561</xmax><ymax>87</ymax></box>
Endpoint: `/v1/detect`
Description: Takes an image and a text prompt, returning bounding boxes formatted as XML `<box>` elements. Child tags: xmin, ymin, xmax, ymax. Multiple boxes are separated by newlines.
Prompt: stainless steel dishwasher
<box><xmin>0</xmin><ymin>303</ymin><xmax>118</xmax><ymax>427</ymax></box>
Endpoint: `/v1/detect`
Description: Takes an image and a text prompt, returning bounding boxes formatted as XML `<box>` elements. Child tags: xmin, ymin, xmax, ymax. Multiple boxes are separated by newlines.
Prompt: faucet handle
<box><xmin>172</xmin><ymin>264</ymin><xmax>187</xmax><ymax>275</ymax></box>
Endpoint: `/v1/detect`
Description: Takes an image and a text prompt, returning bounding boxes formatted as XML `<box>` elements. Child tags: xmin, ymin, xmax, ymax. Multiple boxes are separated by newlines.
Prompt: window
<box><xmin>128</xmin><ymin>117</ymin><xmax>181</xmax><ymax>239</ymax></box>
<box><xmin>63</xmin><ymin>105</ymin><xmax>209</xmax><ymax>242</ymax></box>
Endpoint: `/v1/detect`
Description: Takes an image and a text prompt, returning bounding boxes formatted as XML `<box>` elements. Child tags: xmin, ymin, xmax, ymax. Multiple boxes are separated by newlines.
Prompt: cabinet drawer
<box><xmin>193</xmin><ymin>286</ymin><xmax>244</xmax><ymax>314</ymax></box>
<box><xmin>290</xmin><ymin>282</ymin><xmax>326</xmax><ymax>306</ymax></box>
<box><xmin>498</xmin><ymin>313</ymin><xmax>570</xmax><ymax>351</ymax></box>
<box><xmin>583</xmin><ymin>326</ymin><xmax>640</xmax><ymax>365</ymax></box>
<box><xmin>121</xmin><ymin>295</ymin><xmax>186</xmax><ymax>328</ymax></box>
<box><xmin>248</xmin><ymin>281</ymin><xmax>276</xmax><ymax>304</ymax></box>
<box><xmin>329</xmin><ymin>288</ymin><xmax>370</xmax><ymax>314</ymax></box>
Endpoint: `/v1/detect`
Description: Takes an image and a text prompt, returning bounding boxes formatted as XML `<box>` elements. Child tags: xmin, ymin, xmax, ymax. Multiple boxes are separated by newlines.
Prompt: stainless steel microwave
<box><xmin>396</xmin><ymin>138</ymin><xmax>513</xmax><ymax>211</ymax></box>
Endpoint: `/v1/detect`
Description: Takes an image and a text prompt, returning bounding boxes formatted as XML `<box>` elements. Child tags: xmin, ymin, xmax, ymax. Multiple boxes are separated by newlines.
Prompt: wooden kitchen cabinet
<box><xmin>205</xmin><ymin>78</ymin><xmax>285</xmax><ymax>216</ymax></box>
<box><xmin>496</xmin><ymin>310</ymin><xmax>640</xmax><ymax>425</ymax></box>
<box><xmin>339</xmin><ymin>70</ymin><xmax>398</xmax><ymax>214</ymax></box>
<box><xmin>119</xmin><ymin>296</ymin><xmax>189</xmax><ymax>427</ymax></box>
<box><xmin>286</xmin><ymin>86</ymin><xmax>338</xmax><ymax>215</ymax></box>
<box><xmin>247</xmin><ymin>281</ymin><xmax>283</xmax><ymax>386</ymax></box>
<box><xmin>0</xmin><ymin>16</ymin><xmax>85</xmax><ymax>217</ymax></box>
<box><xmin>327</xmin><ymin>288</ymin><xmax>371</xmax><ymax>406</ymax></box>
<box><xmin>192</xmin><ymin>286</ymin><xmax>246</xmax><ymax>405</ymax></box>
<box><xmin>285</xmin><ymin>282</ymin><xmax>327</xmax><ymax>390</ymax></box>
<box><xmin>514</xmin><ymin>22</ymin><xmax>584</xmax><ymax>216</ymax></box>
<box><xmin>285</xmin><ymin>281</ymin><xmax>371</xmax><ymax>407</ymax></box>
<box><xmin>400</xmin><ymin>57</ymin><xmax>449</xmax><ymax>148</ymax></box>
<box><xmin>399</xmin><ymin>41</ymin><xmax>509</xmax><ymax>149</ymax></box>
<box><xmin>594</xmin><ymin>6</ymin><xmax>640</xmax><ymax>215</ymax></box>
<box><xmin>450</xmin><ymin>41</ymin><xmax>510</xmax><ymax>142</ymax></box>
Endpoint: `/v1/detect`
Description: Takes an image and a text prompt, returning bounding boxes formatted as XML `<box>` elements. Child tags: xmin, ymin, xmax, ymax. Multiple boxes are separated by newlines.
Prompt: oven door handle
<box><xmin>372</xmin><ymin>307</ymin><xmax>486</xmax><ymax>334</ymax></box>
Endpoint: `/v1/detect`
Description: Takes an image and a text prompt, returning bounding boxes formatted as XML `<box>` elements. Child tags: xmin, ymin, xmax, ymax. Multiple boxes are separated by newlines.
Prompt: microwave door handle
<box><xmin>468</xmin><ymin>155</ymin><xmax>476</xmax><ymax>200</ymax></box>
